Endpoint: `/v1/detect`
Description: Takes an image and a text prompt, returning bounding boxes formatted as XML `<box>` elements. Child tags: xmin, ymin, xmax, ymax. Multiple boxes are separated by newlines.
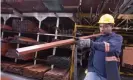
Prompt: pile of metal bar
<box><xmin>10</xmin><ymin>36</ymin><xmax>39</xmax><ymax>45</ymax></box>
<box><xmin>12</xmin><ymin>19</ymin><xmax>39</xmax><ymax>33</ymax></box>
<box><xmin>3</xmin><ymin>36</ymin><xmax>40</xmax><ymax>45</ymax></box>
<box><xmin>1</xmin><ymin>33</ymin><xmax>102</xmax><ymax>80</ymax></box>
<box><xmin>1</xmin><ymin>24</ymin><xmax>12</xmax><ymax>30</ymax></box>
<box><xmin>43</xmin><ymin>68</ymin><xmax>68</xmax><ymax>80</ymax></box>
<box><xmin>1</xmin><ymin>61</ymin><xmax>69</xmax><ymax>80</ymax></box>
<box><xmin>122</xmin><ymin>47</ymin><xmax>133</xmax><ymax>70</ymax></box>
<box><xmin>6</xmin><ymin>49</ymin><xmax>35</xmax><ymax>60</ymax></box>
<box><xmin>1</xmin><ymin>42</ymin><xmax>11</xmax><ymax>56</ymax></box>
<box><xmin>47</xmin><ymin>55</ymin><xmax>70</xmax><ymax>68</ymax></box>
<box><xmin>23</xmin><ymin>64</ymin><xmax>50</xmax><ymax>79</ymax></box>
<box><xmin>1</xmin><ymin>61</ymin><xmax>30</xmax><ymax>75</ymax></box>
<box><xmin>1</xmin><ymin>61</ymin><xmax>13</xmax><ymax>72</ymax></box>
<box><xmin>58</xmin><ymin>29</ymin><xmax>73</xmax><ymax>36</ymax></box>
<box><xmin>1</xmin><ymin>76</ymin><xmax>12</xmax><ymax>80</ymax></box>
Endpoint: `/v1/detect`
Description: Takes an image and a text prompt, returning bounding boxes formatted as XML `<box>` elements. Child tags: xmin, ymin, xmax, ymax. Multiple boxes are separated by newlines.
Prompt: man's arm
<box><xmin>92</xmin><ymin>35</ymin><xmax>123</xmax><ymax>54</ymax></box>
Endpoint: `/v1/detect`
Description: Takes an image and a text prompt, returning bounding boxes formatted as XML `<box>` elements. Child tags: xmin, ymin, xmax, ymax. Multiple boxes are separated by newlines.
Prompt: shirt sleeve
<box><xmin>92</xmin><ymin>35</ymin><xmax>123</xmax><ymax>54</ymax></box>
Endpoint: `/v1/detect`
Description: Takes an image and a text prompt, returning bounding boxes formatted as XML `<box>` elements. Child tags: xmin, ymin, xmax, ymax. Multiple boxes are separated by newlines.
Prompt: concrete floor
<box><xmin>1</xmin><ymin>71</ymin><xmax>133</xmax><ymax>80</ymax></box>
<box><xmin>1</xmin><ymin>71</ymin><xmax>35</xmax><ymax>80</ymax></box>
<box><xmin>78</xmin><ymin>67</ymin><xmax>133</xmax><ymax>80</ymax></box>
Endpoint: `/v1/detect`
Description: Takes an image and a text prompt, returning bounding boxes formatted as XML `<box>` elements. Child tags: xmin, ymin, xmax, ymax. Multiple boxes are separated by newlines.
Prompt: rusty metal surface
<box><xmin>18</xmin><ymin>37</ymin><xmax>37</xmax><ymax>43</ymax></box>
<box><xmin>23</xmin><ymin>64</ymin><xmax>50</xmax><ymax>79</ymax></box>
<box><xmin>43</xmin><ymin>68</ymin><xmax>68</xmax><ymax>80</ymax></box>
<box><xmin>47</xmin><ymin>55</ymin><xmax>70</xmax><ymax>69</ymax></box>
<box><xmin>1</xmin><ymin>24</ymin><xmax>12</xmax><ymax>30</ymax></box>
<box><xmin>10</xmin><ymin>36</ymin><xmax>39</xmax><ymax>45</ymax></box>
<box><xmin>1</xmin><ymin>72</ymin><xmax>36</xmax><ymax>80</ymax></box>
<box><xmin>3</xmin><ymin>36</ymin><xmax>39</xmax><ymax>45</ymax></box>
<box><xmin>1</xmin><ymin>61</ymin><xmax>69</xmax><ymax>80</ymax></box>
<box><xmin>122</xmin><ymin>47</ymin><xmax>133</xmax><ymax>69</ymax></box>
<box><xmin>12</xmin><ymin>19</ymin><xmax>39</xmax><ymax>33</ymax></box>
<box><xmin>1</xmin><ymin>61</ymin><xmax>13</xmax><ymax>71</ymax></box>
<box><xmin>1</xmin><ymin>61</ymin><xmax>31</xmax><ymax>75</ymax></box>
<box><xmin>6</xmin><ymin>49</ymin><xmax>35</xmax><ymax>60</ymax></box>
<box><xmin>1</xmin><ymin>42</ymin><xmax>11</xmax><ymax>56</ymax></box>
<box><xmin>1</xmin><ymin>76</ymin><xmax>12</xmax><ymax>80</ymax></box>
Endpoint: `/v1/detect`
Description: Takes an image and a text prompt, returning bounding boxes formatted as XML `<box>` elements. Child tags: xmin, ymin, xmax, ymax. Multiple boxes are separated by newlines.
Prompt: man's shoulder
<box><xmin>112</xmin><ymin>32</ymin><xmax>123</xmax><ymax>39</ymax></box>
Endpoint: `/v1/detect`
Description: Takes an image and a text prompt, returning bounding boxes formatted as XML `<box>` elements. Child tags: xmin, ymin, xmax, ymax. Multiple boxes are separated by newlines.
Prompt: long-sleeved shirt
<box><xmin>87</xmin><ymin>32</ymin><xmax>123</xmax><ymax>78</ymax></box>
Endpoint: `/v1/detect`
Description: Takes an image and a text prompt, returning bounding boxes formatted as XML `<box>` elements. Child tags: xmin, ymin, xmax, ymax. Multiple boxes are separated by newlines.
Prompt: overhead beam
<box><xmin>23</xmin><ymin>13</ymin><xmax>73</xmax><ymax>17</ymax></box>
<box><xmin>2</xmin><ymin>2</ymin><xmax>22</xmax><ymax>17</ymax></box>
<box><xmin>2</xmin><ymin>13</ymin><xmax>133</xmax><ymax>19</ymax></box>
<box><xmin>117</xmin><ymin>14</ymin><xmax>133</xmax><ymax>19</ymax></box>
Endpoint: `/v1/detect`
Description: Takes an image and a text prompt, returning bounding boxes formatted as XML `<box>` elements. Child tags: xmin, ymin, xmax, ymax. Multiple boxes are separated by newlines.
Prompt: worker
<box><xmin>76</xmin><ymin>14</ymin><xmax>123</xmax><ymax>80</ymax></box>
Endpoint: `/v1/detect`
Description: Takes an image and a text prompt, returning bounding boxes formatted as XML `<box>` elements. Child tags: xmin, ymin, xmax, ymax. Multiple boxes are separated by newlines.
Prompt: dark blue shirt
<box><xmin>88</xmin><ymin>32</ymin><xmax>123</xmax><ymax>78</ymax></box>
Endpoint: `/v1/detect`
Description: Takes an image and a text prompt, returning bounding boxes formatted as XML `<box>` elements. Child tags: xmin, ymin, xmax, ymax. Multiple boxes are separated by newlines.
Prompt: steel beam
<box><xmin>23</xmin><ymin>13</ymin><xmax>73</xmax><ymax>18</ymax></box>
<box><xmin>15</xmin><ymin>33</ymin><xmax>102</xmax><ymax>56</ymax></box>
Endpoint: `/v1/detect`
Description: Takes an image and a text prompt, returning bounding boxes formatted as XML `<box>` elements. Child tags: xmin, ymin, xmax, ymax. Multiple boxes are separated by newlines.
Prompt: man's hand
<box><xmin>75</xmin><ymin>37</ymin><xmax>91</xmax><ymax>48</ymax></box>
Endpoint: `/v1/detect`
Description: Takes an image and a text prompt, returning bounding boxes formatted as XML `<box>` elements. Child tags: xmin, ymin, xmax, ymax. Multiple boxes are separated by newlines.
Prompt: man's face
<box><xmin>99</xmin><ymin>24</ymin><xmax>113</xmax><ymax>34</ymax></box>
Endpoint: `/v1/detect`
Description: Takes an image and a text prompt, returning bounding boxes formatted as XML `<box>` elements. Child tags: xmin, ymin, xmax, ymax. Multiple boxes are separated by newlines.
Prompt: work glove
<box><xmin>75</xmin><ymin>37</ymin><xmax>91</xmax><ymax>49</ymax></box>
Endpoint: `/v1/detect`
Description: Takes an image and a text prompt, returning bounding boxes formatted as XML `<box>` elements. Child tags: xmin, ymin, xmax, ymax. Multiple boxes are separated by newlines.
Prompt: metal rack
<box><xmin>1</xmin><ymin>13</ymin><xmax>74</xmax><ymax>80</ymax></box>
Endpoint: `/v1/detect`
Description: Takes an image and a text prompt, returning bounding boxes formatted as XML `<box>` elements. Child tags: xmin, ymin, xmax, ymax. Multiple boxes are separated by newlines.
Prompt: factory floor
<box><xmin>1</xmin><ymin>71</ymin><xmax>35</xmax><ymax>80</ymax></box>
<box><xmin>78</xmin><ymin>67</ymin><xmax>133</xmax><ymax>80</ymax></box>
<box><xmin>1</xmin><ymin>70</ymin><xmax>133</xmax><ymax>80</ymax></box>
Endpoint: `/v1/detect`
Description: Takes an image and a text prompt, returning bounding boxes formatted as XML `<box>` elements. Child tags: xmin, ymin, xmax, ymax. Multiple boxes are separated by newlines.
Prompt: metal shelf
<box><xmin>2</xmin><ymin>29</ymin><xmax>73</xmax><ymax>38</ymax></box>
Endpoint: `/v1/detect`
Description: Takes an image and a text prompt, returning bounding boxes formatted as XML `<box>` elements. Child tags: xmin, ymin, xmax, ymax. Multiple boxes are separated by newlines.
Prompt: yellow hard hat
<box><xmin>98</xmin><ymin>14</ymin><xmax>115</xmax><ymax>24</ymax></box>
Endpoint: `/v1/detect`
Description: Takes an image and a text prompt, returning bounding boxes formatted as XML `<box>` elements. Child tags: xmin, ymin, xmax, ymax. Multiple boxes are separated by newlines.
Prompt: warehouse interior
<box><xmin>1</xmin><ymin>0</ymin><xmax>133</xmax><ymax>80</ymax></box>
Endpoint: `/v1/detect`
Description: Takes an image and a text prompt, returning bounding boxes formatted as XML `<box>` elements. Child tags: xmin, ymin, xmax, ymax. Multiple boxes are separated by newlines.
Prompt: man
<box><xmin>77</xmin><ymin>14</ymin><xmax>123</xmax><ymax>80</ymax></box>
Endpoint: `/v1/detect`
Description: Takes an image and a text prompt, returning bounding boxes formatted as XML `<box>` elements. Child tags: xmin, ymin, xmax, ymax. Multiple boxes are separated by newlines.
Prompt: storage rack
<box><xmin>1</xmin><ymin>13</ymin><xmax>74</xmax><ymax>70</ymax></box>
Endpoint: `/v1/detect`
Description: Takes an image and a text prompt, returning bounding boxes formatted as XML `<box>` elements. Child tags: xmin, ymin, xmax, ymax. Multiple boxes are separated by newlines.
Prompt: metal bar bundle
<box><xmin>23</xmin><ymin>64</ymin><xmax>50</xmax><ymax>79</ymax></box>
<box><xmin>122</xmin><ymin>47</ymin><xmax>133</xmax><ymax>70</ymax></box>
<box><xmin>1</xmin><ymin>24</ymin><xmax>12</xmax><ymax>30</ymax></box>
<box><xmin>10</xmin><ymin>36</ymin><xmax>39</xmax><ymax>45</ymax></box>
<box><xmin>6</xmin><ymin>49</ymin><xmax>35</xmax><ymax>60</ymax></box>
<box><xmin>43</xmin><ymin>68</ymin><xmax>68</xmax><ymax>80</ymax></box>
<box><xmin>1</xmin><ymin>42</ymin><xmax>11</xmax><ymax>56</ymax></box>
<box><xmin>12</xmin><ymin>19</ymin><xmax>39</xmax><ymax>33</ymax></box>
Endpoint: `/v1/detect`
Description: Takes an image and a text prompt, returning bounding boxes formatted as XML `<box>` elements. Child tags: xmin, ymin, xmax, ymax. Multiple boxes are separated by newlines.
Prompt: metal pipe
<box><xmin>79</xmin><ymin>0</ymin><xmax>82</xmax><ymax>6</ymax></box>
<box><xmin>15</xmin><ymin>17</ymin><xmax>23</xmax><ymax>63</ymax></box>
<box><xmin>51</xmin><ymin>13</ymin><xmax>60</xmax><ymax>69</ymax></box>
<box><xmin>2</xmin><ymin>15</ymin><xmax>10</xmax><ymax>38</ymax></box>
<box><xmin>125</xmin><ymin>19</ymin><xmax>129</xmax><ymax>31</ymax></box>
<box><xmin>69</xmin><ymin>23</ymin><xmax>77</xmax><ymax>80</ymax></box>
<box><xmin>116</xmin><ymin>19</ymin><xmax>126</xmax><ymax>27</ymax></box>
<box><xmin>1</xmin><ymin>20</ymin><xmax>6</xmax><ymax>38</ymax></box>
<box><xmin>15</xmin><ymin>33</ymin><xmax>21</xmax><ymax>63</ymax></box>
<box><xmin>53</xmin><ymin>13</ymin><xmax>59</xmax><ymax>55</ymax></box>
<box><xmin>119</xmin><ymin>0</ymin><xmax>132</xmax><ymax>14</ymax></box>
<box><xmin>34</xmin><ymin>21</ymin><xmax>41</xmax><ymax>65</ymax></box>
<box><xmin>98</xmin><ymin>0</ymin><xmax>109</xmax><ymax>16</ymax></box>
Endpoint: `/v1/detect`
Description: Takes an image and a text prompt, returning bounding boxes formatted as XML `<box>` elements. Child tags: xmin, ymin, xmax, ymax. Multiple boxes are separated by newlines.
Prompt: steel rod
<box><xmin>16</xmin><ymin>33</ymin><xmax>103</xmax><ymax>56</ymax></box>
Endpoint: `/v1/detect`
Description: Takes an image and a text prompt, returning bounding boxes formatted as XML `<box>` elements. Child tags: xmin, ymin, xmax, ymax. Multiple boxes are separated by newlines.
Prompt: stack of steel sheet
<box><xmin>6</xmin><ymin>49</ymin><xmax>35</xmax><ymax>60</ymax></box>
<box><xmin>1</xmin><ymin>42</ymin><xmax>11</xmax><ymax>56</ymax></box>
<box><xmin>43</xmin><ymin>68</ymin><xmax>68</xmax><ymax>80</ymax></box>
<box><xmin>23</xmin><ymin>64</ymin><xmax>50</xmax><ymax>79</ymax></box>
<box><xmin>12</xmin><ymin>19</ymin><xmax>38</xmax><ymax>33</ymax></box>
<box><xmin>1</xmin><ymin>61</ymin><xmax>31</xmax><ymax>75</ymax></box>
<box><xmin>122</xmin><ymin>47</ymin><xmax>133</xmax><ymax>69</ymax></box>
